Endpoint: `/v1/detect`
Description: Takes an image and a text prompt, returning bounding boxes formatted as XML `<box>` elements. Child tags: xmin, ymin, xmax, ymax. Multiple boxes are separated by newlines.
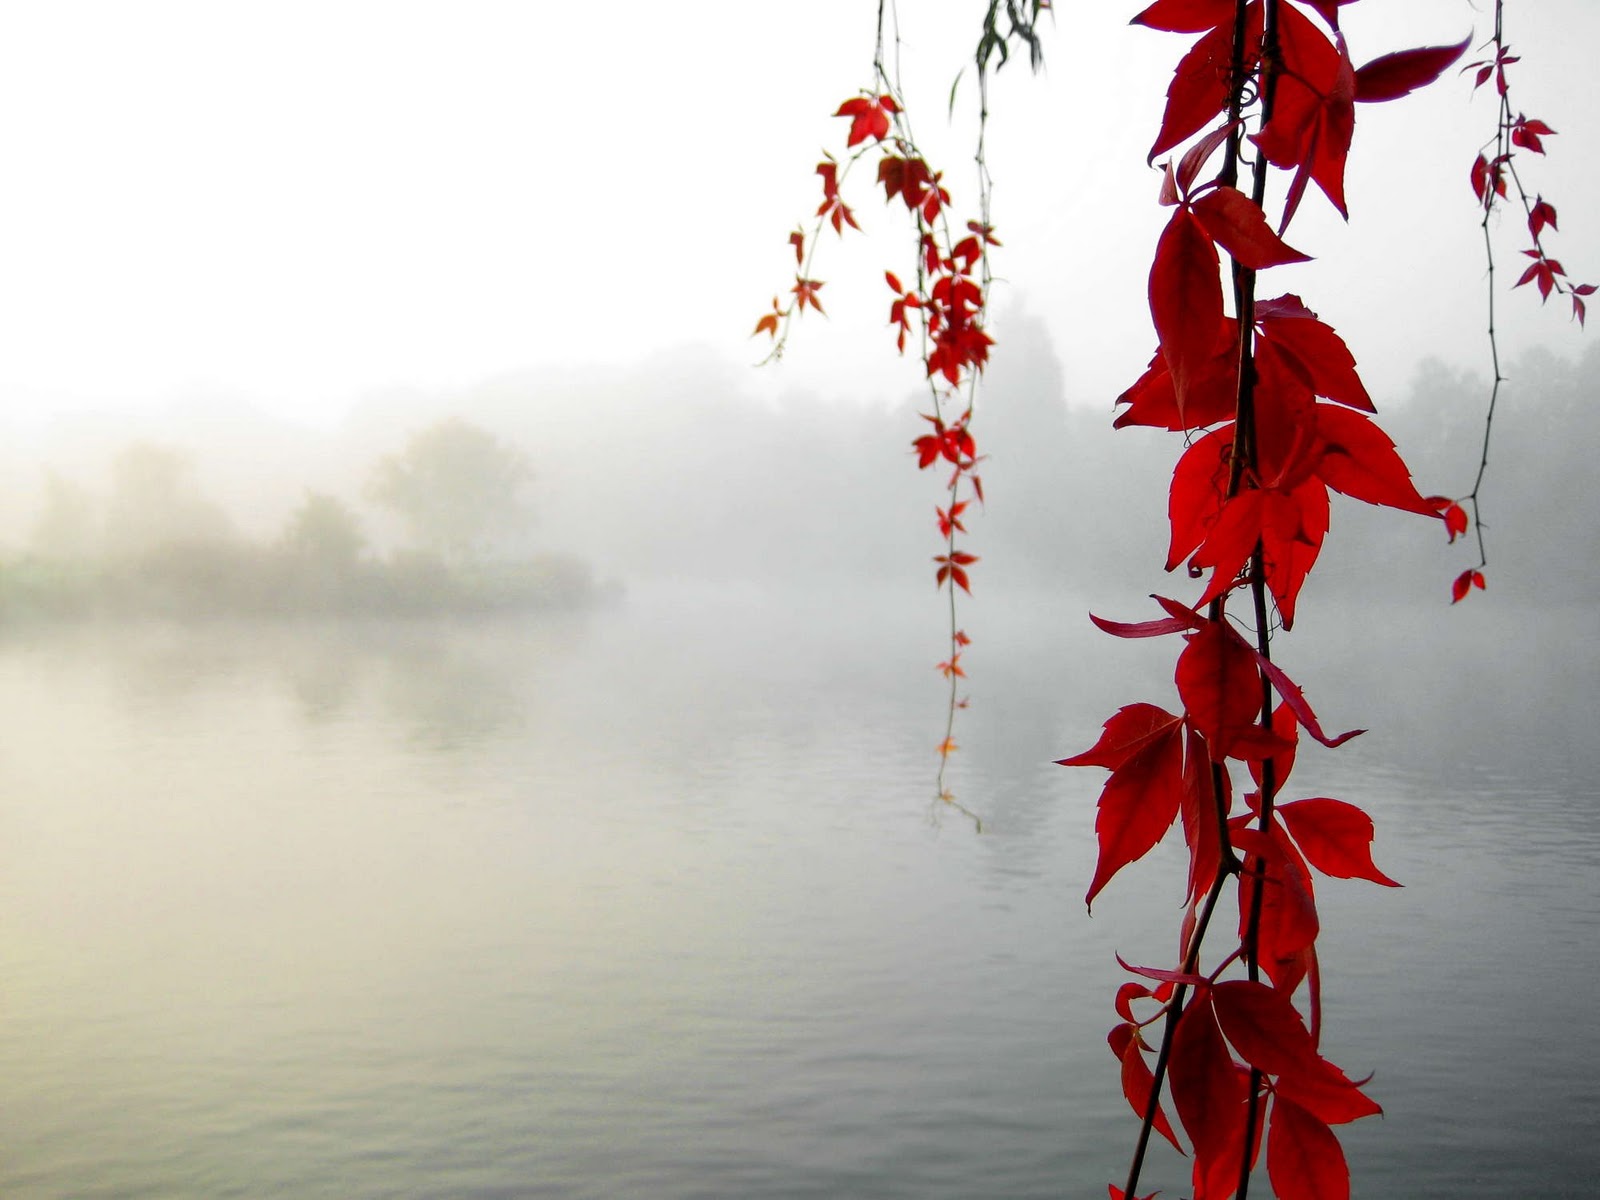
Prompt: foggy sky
<box><xmin>0</xmin><ymin>0</ymin><xmax>1595</xmax><ymax>432</ymax></box>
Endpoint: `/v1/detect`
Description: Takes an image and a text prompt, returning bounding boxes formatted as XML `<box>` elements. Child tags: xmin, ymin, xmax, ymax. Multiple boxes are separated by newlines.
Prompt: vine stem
<box><xmin>1122</xmin><ymin>2</ymin><xmax>1287</xmax><ymax>1195</ymax></box>
<box><xmin>1466</xmin><ymin>0</ymin><xmax>1509</xmax><ymax>576</ymax></box>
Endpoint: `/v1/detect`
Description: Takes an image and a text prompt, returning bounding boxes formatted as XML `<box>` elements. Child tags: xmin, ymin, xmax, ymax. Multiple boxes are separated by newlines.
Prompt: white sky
<box><xmin>0</xmin><ymin>0</ymin><xmax>1594</xmax><ymax>429</ymax></box>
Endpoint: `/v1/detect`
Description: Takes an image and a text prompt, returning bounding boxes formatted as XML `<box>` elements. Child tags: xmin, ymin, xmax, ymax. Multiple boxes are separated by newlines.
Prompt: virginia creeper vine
<box><xmin>1442</xmin><ymin>0</ymin><xmax>1595</xmax><ymax>603</ymax></box>
<box><xmin>755</xmin><ymin>2</ymin><xmax>1047</xmax><ymax>825</ymax></box>
<box><xmin>758</xmin><ymin>1</ymin><xmax>1584</xmax><ymax>1196</ymax></box>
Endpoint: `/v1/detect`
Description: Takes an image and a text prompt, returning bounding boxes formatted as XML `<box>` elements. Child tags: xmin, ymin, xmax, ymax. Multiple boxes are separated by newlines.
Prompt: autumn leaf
<box><xmin>1147</xmin><ymin>6</ymin><xmax>1262</xmax><ymax>162</ymax></box>
<box><xmin>1353</xmin><ymin>35</ymin><xmax>1471</xmax><ymax>103</ymax></box>
<box><xmin>1278</xmin><ymin>797</ymin><xmax>1401</xmax><ymax>887</ymax></box>
<box><xmin>792</xmin><ymin>277</ymin><xmax>825</xmax><ymax>314</ymax></box>
<box><xmin>1256</xmin><ymin>302</ymin><xmax>1374</xmax><ymax>412</ymax></box>
<box><xmin>1175</xmin><ymin>621</ymin><xmax>1265</xmax><ymax>763</ymax></box>
<box><xmin>1109</xmin><ymin>1022</ymin><xmax>1184</xmax><ymax>1153</ymax></box>
<box><xmin>1450</xmin><ymin>567</ymin><xmax>1487</xmax><ymax>604</ymax></box>
<box><xmin>1311</xmin><ymin>404</ymin><xmax>1436</xmax><ymax>516</ymax></box>
<box><xmin>1169</xmin><ymin>993</ymin><xmax>1254</xmax><ymax>1200</ymax></box>
<box><xmin>1131</xmin><ymin>0</ymin><xmax>1234</xmax><ymax>34</ymax></box>
<box><xmin>1510</xmin><ymin>115</ymin><xmax>1556</xmax><ymax>155</ymax></box>
<box><xmin>751</xmin><ymin>297</ymin><xmax>782</xmax><ymax>339</ymax></box>
<box><xmin>1529</xmin><ymin>197</ymin><xmax>1559</xmax><ymax>239</ymax></box>
<box><xmin>1192</xmin><ymin>186</ymin><xmax>1311</xmax><ymax>269</ymax></box>
<box><xmin>1059</xmin><ymin>703</ymin><xmax>1187</xmax><ymax>907</ymax></box>
<box><xmin>1267</xmin><ymin>1096</ymin><xmax>1351</xmax><ymax>1200</ymax></box>
<box><xmin>1150</xmin><ymin>208</ymin><xmax>1224</xmax><ymax>418</ymax></box>
<box><xmin>834</xmin><ymin>93</ymin><xmax>899</xmax><ymax>147</ymax></box>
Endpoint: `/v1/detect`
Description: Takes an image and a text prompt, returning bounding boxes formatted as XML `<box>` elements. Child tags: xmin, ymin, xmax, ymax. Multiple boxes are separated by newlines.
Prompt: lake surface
<box><xmin>2</xmin><ymin>587</ymin><xmax>1596</xmax><ymax>1198</ymax></box>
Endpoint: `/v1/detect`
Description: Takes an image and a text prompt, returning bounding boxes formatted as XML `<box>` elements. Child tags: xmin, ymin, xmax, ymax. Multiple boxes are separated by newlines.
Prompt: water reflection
<box><xmin>0</xmin><ymin>591</ymin><xmax>1595</xmax><ymax>1198</ymax></box>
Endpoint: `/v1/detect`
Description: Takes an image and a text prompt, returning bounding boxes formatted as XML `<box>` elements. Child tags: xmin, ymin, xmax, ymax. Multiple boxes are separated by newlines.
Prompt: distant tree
<box><xmin>103</xmin><ymin>443</ymin><xmax>233</xmax><ymax>558</ymax></box>
<box><xmin>28</xmin><ymin>473</ymin><xmax>98</xmax><ymax>561</ymax></box>
<box><xmin>280</xmin><ymin>490</ymin><xmax>366</xmax><ymax>572</ymax></box>
<box><xmin>366</xmin><ymin>418</ymin><xmax>532</xmax><ymax>566</ymax></box>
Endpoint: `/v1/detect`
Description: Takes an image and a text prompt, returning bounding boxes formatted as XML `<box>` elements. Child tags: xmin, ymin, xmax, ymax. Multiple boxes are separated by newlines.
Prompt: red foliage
<box><xmin>759</xmin><ymin>3</ymin><xmax>1589</xmax><ymax>1195</ymax></box>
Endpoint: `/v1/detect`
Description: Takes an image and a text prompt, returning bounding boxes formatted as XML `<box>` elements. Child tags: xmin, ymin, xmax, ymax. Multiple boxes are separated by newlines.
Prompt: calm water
<box><xmin>1</xmin><ymin>588</ymin><xmax>1596</xmax><ymax>1198</ymax></box>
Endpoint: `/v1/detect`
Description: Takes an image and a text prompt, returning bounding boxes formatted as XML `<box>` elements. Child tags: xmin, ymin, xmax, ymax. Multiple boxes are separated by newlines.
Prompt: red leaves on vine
<box><xmin>1429</xmin><ymin>496</ymin><xmax>1469</xmax><ymax>543</ymax></box>
<box><xmin>934</xmin><ymin>550</ymin><xmax>978</xmax><ymax>594</ymax></box>
<box><xmin>1510</xmin><ymin>114</ymin><xmax>1555</xmax><ymax>154</ymax></box>
<box><xmin>1170</xmin><ymin>994</ymin><xmax>1256</xmax><ymax>1200</ymax></box>
<box><xmin>1451</xmin><ymin>568</ymin><xmax>1487</xmax><ymax>604</ymax></box>
<box><xmin>792</xmin><ymin>277</ymin><xmax>825</xmax><ymax>314</ymax></box>
<box><xmin>815</xmin><ymin>159</ymin><xmax>860</xmax><ymax>235</ymax></box>
<box><xmin>834</xmin><ymin>93</ymin><xmax>899</xmax><ymax>147</ymax></box>
<box><xmin>1059</xmin><ymin>703</ymin><xmax>1188</xmax><ymax>907</ymax></box>
<box><xmin>878</xmin><ymin>155</ymin><xmax>949</xmax><ymax>222</ymax></box>
<box><xmin>1515</xmin><ymin>249</ymin><xmax>1564</xmax><ymax>301</ymax></box>
<box><xmin>1471</xmin><ymin>152</ymin><xmax>1509</xmax><ymax>208</ymax></box>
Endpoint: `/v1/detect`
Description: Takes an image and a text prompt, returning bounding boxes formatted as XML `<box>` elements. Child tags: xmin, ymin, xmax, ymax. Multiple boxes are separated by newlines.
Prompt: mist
<box><xmin>2</xmin><ymin>316</ymin><xmax>1593</xmax><ymax>621</ymax></box>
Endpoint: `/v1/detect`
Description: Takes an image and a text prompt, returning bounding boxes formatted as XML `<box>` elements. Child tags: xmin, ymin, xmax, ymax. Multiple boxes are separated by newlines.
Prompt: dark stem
<box><xmin>1229</xmin><ymin>2</ymin><xmax>1282</xmax><ymax>1196</ymax></box>
<box><xmin>1121</xmin><ymin>863</ymin><xmax>1234</xmax><ymax>1197</ymax></box>
<box><xmin>1466</xmin><ymin>0</ymin><xmax>1509</xmax><ymax>574</ymax></box>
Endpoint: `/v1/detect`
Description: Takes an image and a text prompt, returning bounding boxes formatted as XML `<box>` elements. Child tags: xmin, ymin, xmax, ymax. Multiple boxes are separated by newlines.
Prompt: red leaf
<box><xmin>1529</xmin><ymin>197</ymin><xmax>1558</xmax><ymax>240</ymax></box>
<box><xmin>1354</xmin><ymin>36</ymin><xmax>1471</xmax><ymax>102</ymax></box>
<box><xmin>1211</xmin><ymin>979</ymin><xmax>1323</xmax><ymax>1079</ymax></box>
<box><xmin>1252</xmin><ymin>9</ymin><xmax>1354</xmax><ymax>222</ymax></box>
<box><xmin>1192</xmin><ymin>186</ymin><xmax>1312</xmax><ymax>269</ymax></box>
<box><xmin>1131</xmin><ymin>0</ymin><xmax>1234</xmax><ymax>33</ymax></box>
<box><xmin>1150</xmin><ymin>208</ymin><xmax>1224</xmax><ymax>414</ymax></box>
<box><xmin>1268</xmin><ymin>1096</ymin><xmax>1351</xmax><ymax>1200</ymax></box>
<box><xmin>1272</xmin><ymin>1061</ymin><xmax>1382</xmax><ymax>1126</ymax></box>
<box><xmin>1175</xmin><ymin>620</ymin><xmax>1262</xmax><ymax>762</ymax></box>
<box><xmin>1312</xmin><ymin>404</ymin><xmax>1435</xmax><ymax>516</ymax></box>
<box><xmin>1247</xmin><ymin>700</ymin><xmax>1300</xmax><ymax>795</ymax></box>
<box><xmin>1427</xmin><ymin>496</ymin><xmax>1469</xmax><ymax>543</ymax></box>
<box><xmin>1450</xmin><ymin>567</ymin><xmax>1486</xmax><ymax>603</ymax></box>
<box><xmin>1257</xmin><ymin>306</ymin><xmax>1373</xmax><ymax>412</ymax></box>
<box><xmin>1116</xmin><ymin>319</ymin><xmax>1242</xmax><ymax>431</ymax></box>
<box><xmin>1167</xmin><ymin>424</ymin><xmax>1234</xmax><ymax>570</ymax></box>
<box><xmin>1148</xmin><ymin>7</ymin><xmax>1262</xmax><ymax>162</ymax></box>
<box><xmin>1175</xmin><ymin>122</ymin><xmax>1239</xmax><ymax>196</ymax></box>
<box><xmin>792</xmin><ymin>277</ymin><xmax>825</xmax><ymax>315</ymax></box>
<box><xmin>1244</xmin><ymin>644</ymin><xmax>1362</xmax><ymax>750</ymax></box>
<box><xmin>1278</xmin><ymin>798</ymin><xmax>1400</xmax><ymax>887</ymax></box>
<box><xmin>1233</xmin><ymin>825</ymin><xmax>1319</xmax><ymax>988</ymax></box>
<box><xmin>1170</xmin><ymin>994</ymin><xmax>1252</xmax><ymax>1200</ymax></box>
<box><xmin>1116</xmin><ymin>953</ymin><xmax>1210</xmax><ymax>987</ymax></box>
<box><xmin>1059</xmin><ymin>705</ymin><xmax>1187</xmax><ymax>907</ymax></box>
<box><xmin>1112</xmin><ymin>1022</ymin><xmax>1184</xmax><ymax>1153</ymax></box>
<box><xmin>1089</xmin><ymin>612</ymin><xmax>1194</xmax><ymax>640</ymax></box>
<box><xmin>1180</xmin><ymin>724</ymin><xmax>1226</xmax><ymax>906</ymax></box>
<box><xmin>834</xmin><ymin>93</ymin><xmax>898</xmax><ymax>147</ymax></box>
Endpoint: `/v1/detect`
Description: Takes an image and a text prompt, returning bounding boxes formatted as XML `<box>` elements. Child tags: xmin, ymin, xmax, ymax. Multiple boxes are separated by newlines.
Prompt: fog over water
<box><xmin>0</xmin><ymin>318</ymin><xmax>1597</xmax><ymax>1197</ymax></box>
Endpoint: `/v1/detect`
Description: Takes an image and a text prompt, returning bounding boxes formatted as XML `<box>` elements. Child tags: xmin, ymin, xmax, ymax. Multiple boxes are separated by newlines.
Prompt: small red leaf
<box><xmin>1170</xmin><ymin>993</ymin><xmax>1252</xmax><ymax>1200</ymax></box>
<box><xmin>1150</xmin><ymin>209</ymin><xmax>1224</xmax><ymax>413</ymax></box>
<box><xmin>1175</xmin><ymin>620</ymin><xmax>1262</xmax><ymax>762</ymax></box>
<box><xmin>1114</xmin><ymin>1022</ymin><xmax>1184</xmax><ymax>1153</ymax></box>
<box><xmin>1354</xmin><ymin>36</ymin><xmax>1471</xmax><ymax>102</ymax></box>
<box><xmin>834</xmin><ymin>94</ymin><xmax>898</xmax><ymax>147</ymax></box>
<box><xmin>1278</xmin><ymin>798</ymin><xmax>1401</xmax><ymax>887</ymax></box>
<box><xmin>1267</xmin><ymin>1096</ymin><xmax>1351</xmax><ymax>1200</ymax></box>
<box><xmin>1060</xmin><ymin>705</ymin><xmax>1187</xmax><ymax>907</ymax></box>
<box><xmin>1192</xmin><ymin>186</ymin><xmax>1312</xmax><ymax>269</ymax></box>
<box><xmin>1450</xmin><ymin>568</ymin><xmax>1487</xmax><ymax>603</ymax></box>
